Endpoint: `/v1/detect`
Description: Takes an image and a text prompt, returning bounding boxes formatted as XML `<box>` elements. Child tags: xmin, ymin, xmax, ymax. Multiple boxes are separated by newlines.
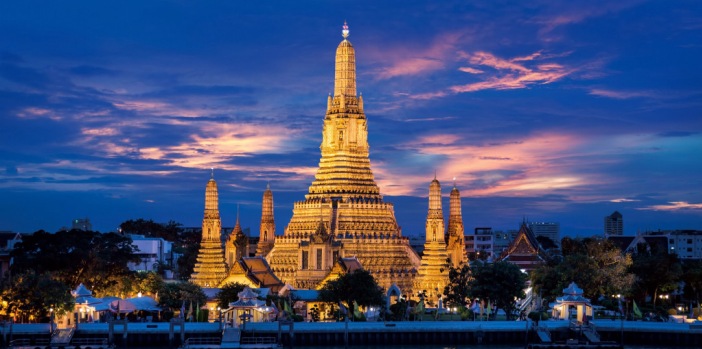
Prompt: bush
<box><xmin>667</xmin><ymin>308</ymin><xmax>677</xmax><ymax>316</ymax></box>
<box><xmin>528</xmin><ymin>311</ymin><xmax>549</xmax><ymax>323</ymax></box>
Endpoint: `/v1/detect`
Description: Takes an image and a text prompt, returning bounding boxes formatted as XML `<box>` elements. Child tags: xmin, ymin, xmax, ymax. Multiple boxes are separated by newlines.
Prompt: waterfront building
<box><xmin>255</xmin><ymin>184</ymin><xmax>276</xmax><ymax>257</ymax></box>
<box><xmin>499</xmin><ymin>222</ymin><xmax>544</xmax><ymax>272</ymax></box>
<box><xmin>414</xmin><ymin>178</ymin><xmax>450</xmax><ymax>301</ymax></box>
<box><xmin>604</xmin><ymin>211</ymin><xmax>624</xmax><ymax>235</ymax></box>
<box><xmin>190</xmin><ymin>173</ymin><xmax>228</xmax><ymax>287</ymax></box>
<box><xmin>528</xmin><ymin>221</ymin><xmax>560</xmax><ymax>245</ymax></box>
<box><xmin>446</xmin><ymin>183</ymin><xmax>468</xmax><ymax>268</ymax></box>
<box><xmin>127</xmin><ymin>234</ymin><xmax>174</xmax><ymax>277</ymax></box>
<box><xmin>610</xmin><ymin>229</ymin><xmax>702</xmax><ymax>259</ymax></box>
<box><xmin>265</xmin><ymin>22</ymin><xmax>420</xmax><ymax>292</ymax></box>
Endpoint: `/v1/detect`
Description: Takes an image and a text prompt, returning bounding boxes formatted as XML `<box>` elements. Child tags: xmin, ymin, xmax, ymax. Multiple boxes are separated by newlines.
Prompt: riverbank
<box><xmin>1</xmin><ymin>320</ymin><xmax>700</xmax><ymax>347</ymax></box>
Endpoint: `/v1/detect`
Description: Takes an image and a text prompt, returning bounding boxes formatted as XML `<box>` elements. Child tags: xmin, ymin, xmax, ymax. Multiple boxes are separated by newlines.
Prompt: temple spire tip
<box><xmin>342</xmin><ymin>20</ymin><xmax>349</xmax><ymax>39</ymax></box>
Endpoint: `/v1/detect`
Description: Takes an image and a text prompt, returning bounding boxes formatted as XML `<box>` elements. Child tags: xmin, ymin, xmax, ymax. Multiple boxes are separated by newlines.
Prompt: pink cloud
<box><xmin>374</xmin><ymin>132</ymin><xmax>590</xmax><ymax>197</ymax></box>
<box><xmin>371</xmin><ymin>32</ymin><xmax>463</xmax><ymax>79</ymax></box>
<box><xmin>464</xmin><ymin>51</ymin><xmax>530</xmax><ymax>73</ymax></box>
<box><xmin>458</xmin><ymin>67</ymin><xmax>484</xmax><ymax>74</ymax></box>
<box><xmin>589</xmin><ymin>89</ymin><xmax>655</xmax><ymax>99</ymax></box>
<box><xmin>638</xmin><ymin>201</ymin><xmax>702</xmax><ymax>211</ymax></box>
<box><xmin>610</xmin><ymin>198</ymin><xmax>640</xmax><ymax>203</ymax></box>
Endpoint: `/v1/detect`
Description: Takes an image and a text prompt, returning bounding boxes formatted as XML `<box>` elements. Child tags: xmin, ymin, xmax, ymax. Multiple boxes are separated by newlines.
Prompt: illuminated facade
<box><xmin>446</xmin><ymin>183</ymin><xmax>468</xmax><ymax>268</ymax></box>
<box><xmin>265</xmin><ymin>23</ymin><xmax>420</xmax><ymax>292</ymax></box>
<box><xmin>413</xmin><ymin>178</ymin><xmax>450</xmax><ymax>301</ymax></box>
<box><xmin>255</xmin><ymin>184</ymin><xmax>275</xmax><ymax>257</ymax></box>
<box><xmin>190</xmin><ymin>174</ymin><xmax>228</xmax><ymax>287</ymax></box>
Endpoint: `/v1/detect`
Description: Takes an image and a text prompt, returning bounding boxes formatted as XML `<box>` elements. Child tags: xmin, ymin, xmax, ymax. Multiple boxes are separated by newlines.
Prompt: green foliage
<box><xmin>318</xmin><ymin>269</ymin><xmax>384</xmax><ymax>311</ymax></box>
<box><xmin>101</xmin><ymin>271</ymin><xmax>165</xmax><ymax>299</ymax></box>
<box><xmin>157</xmin><ymin>282</ymin><xmax>206</xmax><ymax>310</ymax></box>
<box><xmin>532</xmin><ymin>237</ymin><xmax>635</xmax><ymax>302</ymax></box>
<box><xmin>10</xmin><ymin>229</ymin><xmax>139</xmax><ymax>296</ymax></box>
<box><xmin>1</xmin><ymin>272</ymin><xmax>74</xmax><ymax>322</ymax></box>
<box><xmin>119</xmin><ymin>219</ymin><xmax>182</xmax><ymax>242</ymax></box>
<box><xmin>216</xmin><ymin>282</ymin><xmax>248</xmax><ymax>309</ymax></box>
<box><xmin>528</xmin><ymin>311</ymin><xmax>549</xmax><ymax>322</ymax></box>
<box><xmin>467</xmin><ymin>261</ymin><xmax>527</xmax><ymax>320</ymax></box>
<box><xmin>175</xmin><ymin>230</ymin><xmax>201</xmax><ymax>280</ymax></box>
<box><xmin>388</xmin><ymin>299</ymin><xmax>408</xmax><ymax>321</ymax></box>
<box><xmin>631</xmin><ymin>246</ymin><xmax>682</xmax><ymax>306</ymax></box>
<box><xmin>443</xmin><ymin>263</ymin><xmax>471</xmax><ymax>308</ymax></box>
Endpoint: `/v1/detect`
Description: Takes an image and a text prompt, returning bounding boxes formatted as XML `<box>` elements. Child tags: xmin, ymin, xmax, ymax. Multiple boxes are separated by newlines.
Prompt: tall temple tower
<box><xmin>414</xmin><ymin>177</ymin><xmax>450</xmax><ymax>301</ymax></box>
<box><xmin>256</xmin><ymin>184</ymin><xmax>276</xmax><ymax>257</ymax></box>
<box><xmin>190</xmin><ymin>172</ymin><xmax>228</xmax><ymax>287</ymax></box>
<box><xmin>225</xmin><ymin>208</ymin><xmax>249</xmax><ymax>268</ymax></box>
<box><xmin>446</xmin><ymin>181</ymin><xmax>468</xmax><ymax>268</ymax></box>
<box><xmin>266</xmin><ymin>22</ymin><xmax>420</xmax><ymax>292</ymax></box>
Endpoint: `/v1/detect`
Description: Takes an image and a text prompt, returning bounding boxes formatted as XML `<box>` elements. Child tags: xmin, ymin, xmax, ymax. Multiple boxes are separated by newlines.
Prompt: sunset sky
<box><xmin>1</xmin><ymin>1</ymin><xmax>701</xmax><ymax>237</ymax></box>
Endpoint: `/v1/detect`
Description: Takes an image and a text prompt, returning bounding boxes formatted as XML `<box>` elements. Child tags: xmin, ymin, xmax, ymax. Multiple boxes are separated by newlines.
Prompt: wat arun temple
<box><xmin>191</xmin><ymin>23</ymin><xmax>468</xmax><ymax>297</ymax></box>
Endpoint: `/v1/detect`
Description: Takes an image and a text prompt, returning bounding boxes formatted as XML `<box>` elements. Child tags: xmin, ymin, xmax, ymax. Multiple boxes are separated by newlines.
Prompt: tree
<box><xmin>443</xmin><ymin>263</ymin><xmax>471</xmax><ymax>308</ymax></box>
<box><xmin>10</xmin><ymin>229</ymin><xmax>139</xmax><ymax>296</ymax></box>
<box><xmin>1</xmin><ymin>272</ymin><xmax>74</xmax><ymax>322</ymax></box>
<box><xmin>631</xmin><ymin>248</ymin><xmax>682</xmax><ymax>308</ymax></box>
<box><xmin>216</xmin><ymin>282</ymin><xmax>248</xmax><ymax>309</ymax></box>
<box><xmin>318</xmin><ymin>269</ymin><xmax>384</xmax><ymax>318</ymax></box>
<box><xmin>158</xmin><ymin>282</ymin><xmax>206</xmax><ymax>311</ymax></box>
<box><xmin>532</xmin><ymin>237</ymin><xmax>634</xmax><ymax>302</ymax></box>
<box><xmin>536</xmin><ymin>236</ymin><xmax>558</xmax><ymax>250</ymax></box>
<box><xmin>119</xmin><ymin>219</ymin><xmax>182</xmax><ymax>242</ymax></box>
<box><xmin>175</xmin><ymin>229</ymin><xmax>201</xmax><ymax>280</ymax></box>
<box><xmin>467</xmin><ymin>261</ymin><xmax>527</xmax><ymax>320</ymax></box>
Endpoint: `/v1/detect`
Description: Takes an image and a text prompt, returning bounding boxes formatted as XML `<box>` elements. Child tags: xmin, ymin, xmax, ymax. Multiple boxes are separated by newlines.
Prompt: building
<box><xmin>264</xmin><ymin>22</ymin><xmax>420</xmax><ymax>293</ymax></box>
<box><xmin>72</xmin><ymin>218</ymin><xmax>92</xmax><ymax>231</ymax></box>
<box><xmin>413</xmin><ymin>178</ymin><xmax>450</xmax><ymax>301</ymax></box>
<box><xmin>446</xmin><ymin>183</ymin><xmax>468</xmax><ymax>268</ymax></box>
<box><xmin>255</xmin><ymin>184</ymin><xmax>275</xmax><ymax>257</ymax></box>
<box><xmin>499</xmin><ymin>222</ymin><xmax>545</xmax><ymax>272</ymax></box>
<box><xmin>604</xmin><ymin>211</ymin><xmax>623</xmax><ymax>236</ymax></box>
<box><xmin>493</xmin><ymin>230</ymin><xmax>517</xmax><ymax>256</ymax></box>
<box><xmin>528</xmin><ymin>221</ymin><xmax>560</xmax><ymax>244</ymax></box>
<box><xmin>0</xmin><ymin>231</ymin><xmax>22</xmax><ymax>279</ymax></box>
<box><xmin>190</xmin><ymin>172</ymin><xmax>228</xmax><ymax>287</ymax></box>
<box><xmin>466</xmin><ymin>227</ymin><xmax>495</xmax><ymax>260</ymax></box>
<box><xmin>127</xmin><ymin>234</ymin><xmax>174</xmax><ymax>276</ymax></box>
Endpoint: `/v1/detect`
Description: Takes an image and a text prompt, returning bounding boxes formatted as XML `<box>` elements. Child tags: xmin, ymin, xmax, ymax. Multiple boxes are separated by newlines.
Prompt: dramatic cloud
<box><xmin>639</xmin><ymin>202</ymin><xmax>702</xmax><ymax>211</ymax></box>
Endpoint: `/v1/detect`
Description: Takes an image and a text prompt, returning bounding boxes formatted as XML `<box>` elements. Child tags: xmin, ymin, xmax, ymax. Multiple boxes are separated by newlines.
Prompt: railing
<box><xmin>183</xmin><ymin>337</ymin><xmax>221</xmax><ymax>346</ymax></box>
<box><xmin>241</xmin><ymin>336</ymin><xmax>277</xmax><ymax>345</ymax></box>
<box><xmin>71</xmin><ymin>337</ymin><xmax>111</xmax><ymax>346</ymax></box>
<box><xmin>9</xmin><ymin>338</ymin><xmax>50</xmax><ymax>349</ymax></box>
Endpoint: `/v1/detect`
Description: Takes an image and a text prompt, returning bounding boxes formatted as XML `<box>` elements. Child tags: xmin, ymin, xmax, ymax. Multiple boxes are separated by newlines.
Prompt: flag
<box><xmin>339</xmin><ymin>301</ymin><xmax>348</xmax><ymax>316</ymax></box>
<box><xmin>633</xmin><ymin>300</ymin><xmax>642</xmax><ymax>318</ymax></box>
<box><xmin>353</xmin><ymin>300</ymin><xmax>363</xmax><ymax>319</ymax></box>
<box><xmin>196</xmin><ymin>301</ymin><xmax>200</xmax><ymax>322</ymax></box>
<box><xmin>180</xmin><ymin>300</ymin><xmax>186</xmax><ymax>319</ymax></box>
<box><xmin>283</xmin><ymin>299</ymin><xmax>293</xmax><ymax>315</ymax></box>
<box><xmin>414</xmin><ymin>299</ymin><xmax>425</xmax><ymax>315</ymax></box>
<box><xmin>486</xmin><ymin>302</ymin><xmax>492</xmax><ymax>320</ymax></box>
<box><xmin>187</xmin><ymin>301</ymin><xmax>193</xmax><ymax>321</ymax></box>
<box><xmin>618</xmin><ymin>297</ymin><xmax>623</xmax><ymax>316</ymax></box>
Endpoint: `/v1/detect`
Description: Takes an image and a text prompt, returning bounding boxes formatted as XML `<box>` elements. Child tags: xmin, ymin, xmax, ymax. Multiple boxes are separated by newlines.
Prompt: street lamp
<box><xmin>49</xmin><ymin>307</ymin><xmax>54</xmax><ymax>334</ymax></box>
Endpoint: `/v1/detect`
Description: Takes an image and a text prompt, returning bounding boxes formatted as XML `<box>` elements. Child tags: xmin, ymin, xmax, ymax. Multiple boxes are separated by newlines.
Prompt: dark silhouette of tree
<box><xmin>532</xmin><ymin>237</ymin><xmax>634</xmax><ymax>302</ymax></box>
<box><xmin>119</xmin><ymin>219</ymin><xmax>182</xmax><ymax>242</ymax></box>
<box><xmin>468</xmin><ymin>261</ymin><xmax>527</xmax><ymax>320</ymax></box>
<box><xmin>10</xmin><ymin>229</ymin><xmax>139</xmax><ymax>296</ymax></box>
<box><xmin>0</xmin><ymin>271</ymin><xmax>74</xmax><ymax>322</ymax></box>
<box><xmin>216</xmin><ymin>282</ymin><xmax>249</xmax><ymax>309</ymax></box>
<box><xmin>443</xmin><ymin>263</ymin><xmax>471</xmax><ymax>307</ymax></box>
<box><xmin>158</xmin><ymin>281</ymin><xmax>206</xmax><ymax>311</ymax></box>
<box><xmin>631</xmin><ymin>248</ymin><xmax>682</xmax><ymax>308</ymax></box>
<box><xmin>319</xmin><ymin>269</ymin><xmax>384</xmax><ymax>315</ymax></box>
<box><xmin>536</xmin><ymin>236</ymin><xmax>558</xmax><ymax>250</ymax></box>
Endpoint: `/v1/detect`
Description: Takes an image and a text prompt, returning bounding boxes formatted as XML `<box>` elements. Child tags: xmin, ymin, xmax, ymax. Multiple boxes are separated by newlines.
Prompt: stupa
<box><xmin>190</xmin><ymin>171</ymin><xmax>228</xmax><ymax>287</ymax></box>
<box><xmin>265</xmin><ymin>22</ymin><xmax>420</xmax><ymax>292</ymax></box>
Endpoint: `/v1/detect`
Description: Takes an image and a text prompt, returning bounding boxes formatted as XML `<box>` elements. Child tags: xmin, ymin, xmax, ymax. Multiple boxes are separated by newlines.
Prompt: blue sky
<box><xmin>1</xmin><ymin>1</ymin><xmax>701</xmax><ymax>237</ymax></box>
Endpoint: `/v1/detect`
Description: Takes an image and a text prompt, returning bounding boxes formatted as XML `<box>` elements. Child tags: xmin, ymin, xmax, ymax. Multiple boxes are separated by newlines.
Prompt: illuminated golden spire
<box><xmin>426</xmin><ymin>178</ymin><xmax>444</xmax><ymax>242</ymax></box>
<box><xmin>447</xmin><ymin>181</ymin><xmax>468</xmax><ymax>267</ymax></box>
<box><xmin>334</xmin><ymin>21</ymin><xmax>356</xmax><ymax>98</ymax></box>
<box><xmin>256</xmin><ymin>184</ymin><xmax>276</xmax><ymax>257</ymax></box>
<box><xmin>191</xmin><ymin>174</ymin><xmax>227</xmax><ymax>287</ymax></box>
